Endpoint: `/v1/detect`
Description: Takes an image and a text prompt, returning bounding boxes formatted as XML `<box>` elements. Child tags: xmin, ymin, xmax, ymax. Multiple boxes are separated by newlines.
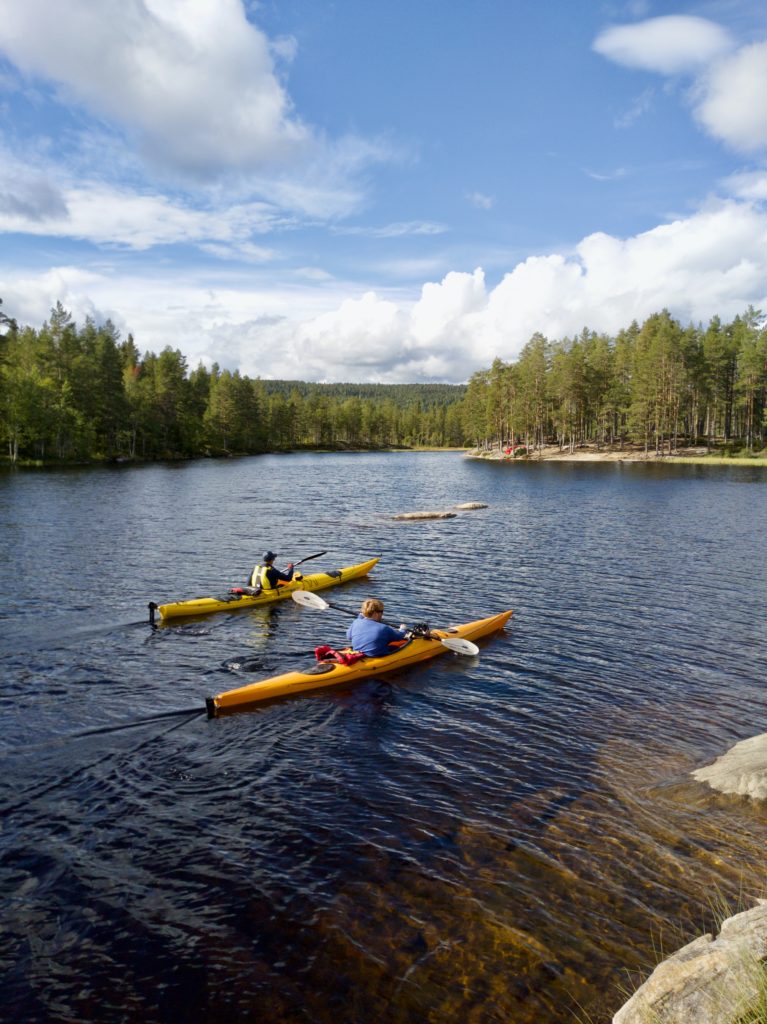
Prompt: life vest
<box><xmin>250</xmin><ymin>564</ymin><xmax>275</xmax><ymax>590</ymax></box>
<box><xmin>315</xmin><ymin>645</ymin><xmax>367</xmax><ymax>666</ymax></box>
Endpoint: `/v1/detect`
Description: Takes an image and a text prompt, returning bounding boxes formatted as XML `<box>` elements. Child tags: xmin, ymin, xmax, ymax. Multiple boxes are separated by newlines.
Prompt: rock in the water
<box><xmin>392</xmin><ymin>511</ymin><xmax>457</xmax><ymax>520</ymax></box>
<box><xmin>454</xmin><ymin>502</ymin><xmax>489</xmax><ymax>510</ymax></box>
<box><xmin>691</xmin><ymin>732</ymin><xmax>767</xmax><ymax>799</ymax></box>
<box><xmin>613</xmin><ymin>901</ymin><xmax>767</xmax><ymax>1024</ymax></box>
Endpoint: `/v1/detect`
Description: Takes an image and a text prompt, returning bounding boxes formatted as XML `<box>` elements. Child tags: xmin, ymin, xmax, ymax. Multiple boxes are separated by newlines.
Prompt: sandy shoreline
<box><xmin>466</xmin><ymin>444</ymin><xmax>767</xmax><ymax>465</ymax></box>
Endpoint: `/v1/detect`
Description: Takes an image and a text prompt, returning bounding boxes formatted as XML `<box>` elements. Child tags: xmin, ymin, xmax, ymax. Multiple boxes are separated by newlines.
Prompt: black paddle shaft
<box><xmin>292</xmin><ymin>550</ymin><xmax>327</xmax><ymax>567</ymax></box>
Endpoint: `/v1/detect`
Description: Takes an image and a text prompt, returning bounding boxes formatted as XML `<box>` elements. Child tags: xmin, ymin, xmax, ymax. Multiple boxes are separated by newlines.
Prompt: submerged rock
<box><xmin>454</xmin><ymin>502</ymin><xmax>489</xmax><ymax>510</ymax></box>
<box><xmin>691</xmin><ymin>732</ymin><xmax>767</xmax><ymax>800</ymax></box>
<box><xmin>614</xmin><ymin>901</ymin><xmax>767</xmax><ymax>1024</ymax></box>
<box><xmin>392</xmin><ymin>511</ymin><xmax>457</xmax><ymax>520</ymax></box>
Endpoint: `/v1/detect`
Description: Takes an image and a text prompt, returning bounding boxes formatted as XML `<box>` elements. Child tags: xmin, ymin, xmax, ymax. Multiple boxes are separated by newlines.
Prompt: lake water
<box><xmin>2</xmin><ymin>451</ymin><xmax>767</xmax><ymax>1023</ymax></box>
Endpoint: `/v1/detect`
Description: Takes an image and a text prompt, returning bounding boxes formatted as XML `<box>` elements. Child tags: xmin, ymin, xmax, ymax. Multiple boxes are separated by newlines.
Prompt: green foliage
<box><xmin>256</xmin><ymin>379</ymin><xmax>466</xmax><ymax>408</ymax></box>
<box><xmin>0</xmin><ymin>302</ymin><xmax>471</xmax><ymax>463</ymax></box>
<box><xmin>3</xmin><ymin>297</ymin><xmax>765</xmax><ymax>464</ymax></box>
<box><xmin>470</xmin><ymin>308</ymin><xmax>767</xmax><ymax>454</ymax></box>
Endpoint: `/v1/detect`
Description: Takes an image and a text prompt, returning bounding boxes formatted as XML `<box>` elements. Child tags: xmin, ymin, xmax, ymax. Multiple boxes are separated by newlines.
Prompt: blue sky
<box><xmin>1</xmin><ymin>0</ymin><xmax>767</xmax><ymax>382</ymax></box>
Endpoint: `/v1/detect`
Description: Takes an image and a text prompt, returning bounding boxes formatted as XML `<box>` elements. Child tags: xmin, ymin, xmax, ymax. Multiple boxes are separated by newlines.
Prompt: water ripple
<box><xmin>1</xmin><ymin>454</ymin><xmax>767</xmax><ymax>1023</ymax></box>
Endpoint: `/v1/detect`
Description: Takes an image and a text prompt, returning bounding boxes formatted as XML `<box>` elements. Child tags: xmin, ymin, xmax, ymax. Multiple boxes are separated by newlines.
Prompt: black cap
<box><xmin>262</xmin><ymin>551</ymin><xmax>276</xmax><ymax>562</ymax></box>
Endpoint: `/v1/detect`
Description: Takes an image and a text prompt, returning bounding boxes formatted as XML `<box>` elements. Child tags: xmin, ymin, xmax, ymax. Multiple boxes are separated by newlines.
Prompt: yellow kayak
<box><xmin>151</xmin><ymin>556</ymin><xmax>380</xmax><ymax>622</ymax></box>
<box><xmin>206</xmin><ymin>609</ymin><xmax>513</xmax><ymax>715</ymax></box>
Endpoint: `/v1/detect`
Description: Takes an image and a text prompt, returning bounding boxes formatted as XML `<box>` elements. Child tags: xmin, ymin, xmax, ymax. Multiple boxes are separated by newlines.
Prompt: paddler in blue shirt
<box><xmin>346</xmin><ymin>598</ymin><xmax>412</xmax><ymax>657</ymax></box>
<box><xmin>249</xmin><ymin>551</ymin><xmax>297</xmax><ymax>591</ymax></box>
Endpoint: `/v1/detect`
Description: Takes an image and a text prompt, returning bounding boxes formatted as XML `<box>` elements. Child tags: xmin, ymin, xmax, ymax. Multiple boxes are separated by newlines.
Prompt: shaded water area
<box><xmin>1</xmin><ymin>451</ymin><xmax>766</xmax><ymax>1023</ymax></box>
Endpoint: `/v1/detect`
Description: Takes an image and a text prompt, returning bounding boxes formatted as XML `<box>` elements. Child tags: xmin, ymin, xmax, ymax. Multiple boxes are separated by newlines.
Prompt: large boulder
<box><xmin>453</xmin><ymin>502</ymin><xmax>489</xmax><ymax>510</ymax></box>
<box><xmin>613</xmin><ymin>901</ymin><xmax>767</xmax><ymax>1024</ymax></box>
<box><xmin>691</xmin><ymin>733</ymin><xmax>767</xmax><ymax>799</ymax></box>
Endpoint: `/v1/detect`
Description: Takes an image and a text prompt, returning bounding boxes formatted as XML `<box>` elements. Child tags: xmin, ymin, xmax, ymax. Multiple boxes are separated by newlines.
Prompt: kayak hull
<box><xmin>207</xmin><ymin>609</ymin><xmax>513</xmax><ymax>715</ymax></box>
<box><xmin>154</xmin><ymin>557</ymin><xmax>380</xmax><ymax>621</ymax></box>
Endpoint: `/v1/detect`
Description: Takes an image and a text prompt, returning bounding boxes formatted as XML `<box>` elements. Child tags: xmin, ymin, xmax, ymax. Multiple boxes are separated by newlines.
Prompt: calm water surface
<box><xmin>1</xmin><ymin>451</ymin><xmax>767</xmax><ymax>1023</ymax></box>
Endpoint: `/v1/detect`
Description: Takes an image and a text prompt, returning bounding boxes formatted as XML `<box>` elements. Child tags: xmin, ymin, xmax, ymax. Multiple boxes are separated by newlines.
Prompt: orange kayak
<box><xmin>206</xmin><ymin>609</ymin><xmax>513</xmax><ymax>716</ymax></box>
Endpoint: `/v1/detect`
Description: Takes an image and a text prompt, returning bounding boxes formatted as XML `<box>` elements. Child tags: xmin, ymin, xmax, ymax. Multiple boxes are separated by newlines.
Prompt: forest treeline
<box><xmin>463</xmin><ymin>307</ymin><xmax>767</xmax><ymax>454</ymax></box>
<box><xmin>1</xmin><ymin>299</ymin><xmax>765</xmax><ymax>464</ymax></box>
<box><xmin>258</xmin><ymin>379</ymin><xmax>467</xmax><ymax>407</ymax></box>
<box><xmin>0</xmin><ymin>302</ymin><xmax>467</xmax><ymax>463</ymax></box>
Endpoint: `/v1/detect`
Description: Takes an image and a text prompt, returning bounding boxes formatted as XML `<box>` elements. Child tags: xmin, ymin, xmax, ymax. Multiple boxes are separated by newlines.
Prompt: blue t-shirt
<box><xmin>346</xmin><ymin>615</ymin><xmax>408</xmax><ymax>657</ymax></box>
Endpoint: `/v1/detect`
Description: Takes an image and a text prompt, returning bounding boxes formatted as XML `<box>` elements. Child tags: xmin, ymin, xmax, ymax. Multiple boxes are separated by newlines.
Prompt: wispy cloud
<box><xmin>723</xmin><ymin>169</ymin><xmax>767</xmax><ymax>201</ymax></box>
<box><xmin>614</xmin><ymin>87</ymin><xmax>654</xmax><ymax>129</ymax></box>
<box><xmin>198</xmin><ymin>242</ymin><xmax>278</xmax><ymax>263</ymax></box>
<box><xmin>0</xmin><ymin>149</ymin><xmax>290</xmax><ymax>251</ymax></box>
<box><xmin>371</xmin><ymin>256</ymin><xmax>452</xmax><ymax>279</ymax></box>
<box><xmin>467</xmin><ymin>191</ymin><xmax>495</xmax><ymax>210</ymax></box>
<box><xmin>292</xmin><ymin>266</ymin><xmax>335</xmax><ymax>281</ymax></box>
<box><xmin>332</xmin><ymin>221</ymin><xmax>448</xmax><ymax>238</ymax></box>
<box><xmin>583</xmin><ymin>167</ymin><xmax>628</xmax><ymax>182</ymax></box>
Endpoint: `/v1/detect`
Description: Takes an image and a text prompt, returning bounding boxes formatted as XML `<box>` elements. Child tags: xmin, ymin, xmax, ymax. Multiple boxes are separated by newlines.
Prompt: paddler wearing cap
<box><xmin>248</xmin><ymin>551</ymin><xmax>300</xmax><ymax>592</ymax></box>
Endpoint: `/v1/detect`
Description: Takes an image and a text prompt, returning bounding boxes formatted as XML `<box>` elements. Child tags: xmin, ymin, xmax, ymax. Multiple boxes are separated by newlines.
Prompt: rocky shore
<box><xmin>614</xmin><ymin>901</ymin><xmax>767</xmax><ymax>1024</ymax></box>
<box><xmin>614</xmin><ymin>733</ymin><xmax>767</xmax><ymax>1022</ymax></box>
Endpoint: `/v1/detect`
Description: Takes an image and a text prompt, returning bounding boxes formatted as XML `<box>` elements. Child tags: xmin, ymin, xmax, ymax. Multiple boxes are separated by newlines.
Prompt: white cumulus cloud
<box><xmin>594</xmin><ymin>16</ymin><xmax>767</xmax><ymax>156</ymax></box>
<box><xmin>0</xmin><ymin>0</ymin><xmax>307</xmax><ymax>178</ymax></box>
<box><xmin>410</xmin><ymin>269</ymin><xmax>486</xmax><ymax>345</ymax></box>
<box><xmin>694</xmin><ymin>41</ymin><xmax>767</xmax><ymax>152</ymax></box>
<box><xmin>593</xmin><ymin>15</ymin><xmax>734</xmax><ymax>74</ymax></box>
<box><xmin>3</xmin><ymin>199</ymin><xmax>767</xmax><ymax>384</ymax></box>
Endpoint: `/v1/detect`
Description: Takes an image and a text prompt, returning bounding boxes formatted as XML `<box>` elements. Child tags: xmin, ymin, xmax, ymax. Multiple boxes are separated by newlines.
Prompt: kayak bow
<box><xmin>206</xmin><ymin>609</ymin><xmax>513</xmax><ymax>716</ymax></box>
<box><xmin>151</xmin><ymin>556</ymin><xmax>380</xmax><ymax>622</ymax></box>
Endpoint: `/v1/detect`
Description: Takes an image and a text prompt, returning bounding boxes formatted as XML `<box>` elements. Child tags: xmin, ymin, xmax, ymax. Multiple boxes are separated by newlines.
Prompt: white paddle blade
<box><xmin>291</xmin><ymin>590</ymin><xmax>330</xmax><ymax>610</ymax></box>
<box><xmin>440</xmin><ymin>637</ymin><xmax>479</xmax><ymax>656</ymax></box>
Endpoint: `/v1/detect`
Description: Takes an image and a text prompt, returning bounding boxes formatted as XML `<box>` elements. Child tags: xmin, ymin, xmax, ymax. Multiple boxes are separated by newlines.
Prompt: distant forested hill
<box><xmin>257</xmin><ymin>380</ymin><xmax>467</xmax><ymax>407</ymax></box>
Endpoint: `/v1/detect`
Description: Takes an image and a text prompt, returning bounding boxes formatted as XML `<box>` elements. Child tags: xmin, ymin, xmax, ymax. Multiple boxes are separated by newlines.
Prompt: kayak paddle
<box><xmin>291</xmin><ymin>590</ymin><xmax>480</xmax><ymax>656</ymax></box>
<box><xmin>291</xmin><ymin>550</ymin><xmax>327</xmax><ymax>567</ymax></box>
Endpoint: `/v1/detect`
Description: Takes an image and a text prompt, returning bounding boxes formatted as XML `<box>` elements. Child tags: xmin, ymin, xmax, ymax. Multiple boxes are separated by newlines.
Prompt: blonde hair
<box><xmin>360</xmin><ymin>598</ymin><xmax>384</xmax><ymax>618</ymax></box>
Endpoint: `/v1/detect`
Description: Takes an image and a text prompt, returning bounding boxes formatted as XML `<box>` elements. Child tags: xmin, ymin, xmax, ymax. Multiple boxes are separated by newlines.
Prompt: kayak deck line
<box><xmin>150</xmin><ymin>556</ymin><xmax>380</xmax><ymax>623</ymax></box>
<box><xmin>206</xmin><ymin>609</ymin><xmax>513</xmax><ymax>716</ymax></box>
